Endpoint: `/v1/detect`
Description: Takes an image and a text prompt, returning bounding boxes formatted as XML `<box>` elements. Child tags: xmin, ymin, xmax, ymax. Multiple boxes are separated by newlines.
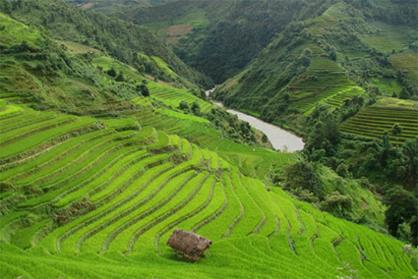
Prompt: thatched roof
<box><xmin>167</xmin><ymin>229</ymin><xmax>212</xmax><ymax>261</ymax></box>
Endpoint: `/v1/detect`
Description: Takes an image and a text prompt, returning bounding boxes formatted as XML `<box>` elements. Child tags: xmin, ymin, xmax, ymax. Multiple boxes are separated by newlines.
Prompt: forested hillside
<box><xmin>1</xmin><ymin>0</ymin><xmax>209</xmax><ymax>88</ymax></box>
<box><xmin>84</xmin><ymin>0</ymin><xmax>336</xmax><ymax>83</ymax></box>
<box><xmin>66</xmin><ymin>0</ymin><xmax>179</xmax><ymax>13</ymax></box>
<box><xmin>0</xmin><ymin>0</ymin><xmax>417</xmax><ymax>278</ymax></box>
<box><xmin>216</xmin><ymin>0</ymin><xmax>417</xmax><ymax>124</ymax></box>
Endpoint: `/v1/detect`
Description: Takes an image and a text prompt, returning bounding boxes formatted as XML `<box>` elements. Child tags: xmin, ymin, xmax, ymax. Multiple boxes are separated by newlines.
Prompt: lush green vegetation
<box><xmin>215</xmin><ymin>1</ymin><xmax>417</xmax><ymax>128</ymax></box>
<box><xmin>1</xmin><ymin>1</ymin><xmax>417</xmax><ymax>278</ymax></box>
<box><xmin>0</xmin><ymin>101</ymin><xmax>415</xmax><ymax>278</ymax></box>
<box><xmin>0</xmin><ymin>0</ymin><xmax>209</xmax><ymax>87</ymax></box>
<box><xmin>341</xmin><ymin>97</ymin><xmax>418</xmax><ymax>144</ymax></box>
<box><xmin>210</xmin><ymin>1</ymin><xmax>417</xmax><ymax>248</ymax></box>
<box><xmin>92</xmin><ymin>0</ymin><xmax>329</xmax><ymax>83</ymax></box>
<box><xmin>299</xmin><ymin>100</ymin><xmax>418</xmax><ymax>245</ymax></box>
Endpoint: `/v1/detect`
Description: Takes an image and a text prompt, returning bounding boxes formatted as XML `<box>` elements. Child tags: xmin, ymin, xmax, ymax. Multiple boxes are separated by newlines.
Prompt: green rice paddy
<box><xmin>341</xmin><ymin>97</ymin><xmax>418</xmax><ymax>144</ymax></box>
<box><xmin>0</xmin><ymin>100</ymin><xmax>415</xmax><ymax>278</ymax></box>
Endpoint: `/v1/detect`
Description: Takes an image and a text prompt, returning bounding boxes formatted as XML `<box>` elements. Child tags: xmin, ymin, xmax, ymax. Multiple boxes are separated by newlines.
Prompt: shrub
<box><xmin>115</xmin><ymin>72</ymin><xmax>125</xmax><ymax>82</ymax></box>
<box><xmin>336</xmin><ymin>163</ymin><xmax>350</xmax><ymax>178</ymax></box>
<box><xmin>284</xmin><ymin>161</ymin><xmax>324</xmax><ymax>199</ymax></box>
<box><xmin>53</xmin><ymin>198</ymin><xmax>96</xmax><ymax>226</ymax></box>
<box><xmin>107</xmin><ymin>67</ymin><xmax>117</xmax><ymax>77</ymax></box>
<box><xmin>0</xmin><ymin>182</ymin><xmax>14</xmax><ymax>193</ymax></box>
<box><xmin>321</xmin><ymin>191</ymin><xmax>353</xmax><ymax>218</ymax></box>
<box><xmin>391</xmin><ymin>123</ymin><xmax>402</xmax><ymax>136</ymax></box>
<box><xmin>191</xmin><ymin>102</ymin><xmax>201</xmax><ymax>115</ymax></box>
<box><xmin>296</xmin><ymin>189</ymin><xmax>319</xmax><ymax>203</ymax></box>
<box><xmin>137</xmin><ymin>83</ymin><xmax>150</xmax><ymax>97</ymax></box>
<box><xmin>385</xmin><ymin>186</ymin><xmax>417</xmax><ymax>238</ymax></box>
<box><xmin>178</xmin><ymin>101</ymin><xmax>190</xmax><ymax>112</ymax></box>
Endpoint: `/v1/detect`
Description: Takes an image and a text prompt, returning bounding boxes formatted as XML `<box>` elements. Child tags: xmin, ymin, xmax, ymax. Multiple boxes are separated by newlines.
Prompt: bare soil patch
<box><xmin>165</xmin><ymin>24</ymin><xmax>193</xmax><ymax>44</ymax></box>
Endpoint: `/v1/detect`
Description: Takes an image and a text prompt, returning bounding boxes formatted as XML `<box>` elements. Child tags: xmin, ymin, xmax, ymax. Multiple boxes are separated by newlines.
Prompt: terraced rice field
<box><xmin>390</xmin><ymin>51</ymin><xmax>418</xmax><ymax>84</ymax></box>
<box><xmin>0</xmin><ymin>102</ymin><xmax>415</xmax><ymax>278</ymax></box>
<box><xmin>289</xmin><ymin>57</ymin><xmax>361</xmax><ymax>114</ymax></box>
<box><xmin>148</xmin><ymin>82</ymin><xmax>213</xmax><ymax>113</ymax></box>
<box><xmin>341</xmin><ymin>98</ymin><xmax>418</xmax><ymax>144</ymax></box>
<box><xmin>130</xmin><ymin>98</ymin><xmax>295</xmax><ymax>179</ymax></box>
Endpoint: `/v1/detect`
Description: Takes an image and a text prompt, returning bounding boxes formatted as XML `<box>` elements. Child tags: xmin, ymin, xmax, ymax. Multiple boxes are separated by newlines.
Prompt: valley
<box><xmin>225</xmin><ymin>109</ymin><xmax>305</xmax><ymax>152</ymax></box>
<box><xmin>0</xmin><ymin>0</ymin><xmax>417</xmax><ymax>278</ymax></box>
<box><xmin>206</xmin><ymin>89</ymin><xmax>305</xmax><ymax>152</ymax></box>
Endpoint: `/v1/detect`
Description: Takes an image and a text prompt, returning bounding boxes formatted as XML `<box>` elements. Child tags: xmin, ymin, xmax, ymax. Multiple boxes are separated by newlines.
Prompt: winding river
<box><xmin>206</xmin><ymin>89</ymin><xmax>304</xmax><ymax>152</ymax></box>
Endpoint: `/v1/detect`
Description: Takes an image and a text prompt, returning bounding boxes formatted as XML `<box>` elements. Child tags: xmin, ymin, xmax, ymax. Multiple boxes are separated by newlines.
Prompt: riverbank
<box><xmin>205</xmin><ymin>90</ymin><xmax>304</xmax><ymax>152</ymax></box>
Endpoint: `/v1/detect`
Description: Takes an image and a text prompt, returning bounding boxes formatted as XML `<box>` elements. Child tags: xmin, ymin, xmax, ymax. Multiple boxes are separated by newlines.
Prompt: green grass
<box><xmin>147</xmin><ymin>81</ymin><xmax>213</xmax><ymax>113</ymax></box>
<box><xmin>56</xmin><ymin>40</ymin><xmax>101</xmax><ymax>54</ymax></box>
<box><xmin>359</xmin><ymin>21</ymin><xmax>417</xmax><ymax>54</ymax></box>
<box><xmin>0</xmin><ymin>12</ymin><xmax>42</xmax><ymax>47</ymax></box>
<box><xmin>390</xmin><ymin>51</ymin><xmax>418</xmax><ymax>84</ymax></box>
<box><xmin>151</xmin><ymin>56</ymin><xmax>182</xmax><ymax>81</ymax></box>
<box><xmin>92</xmin><ymin>55</ymin><xmax>146</xmax><ymax>85</ymax></box>
<box><xmin>370</xmin><ymin>78</ymin><xmax>402</xmax><ymax>96</ymax></box>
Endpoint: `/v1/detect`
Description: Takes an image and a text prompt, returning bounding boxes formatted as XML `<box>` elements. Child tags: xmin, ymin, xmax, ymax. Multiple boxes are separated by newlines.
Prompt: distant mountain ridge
<box><xmin>83</xmin><ymin>0</ymin><xmax>336</xmax><ymax>83</ymax></box>
<box><xmin>214</xmin><ymin>0</ymin><xmax>418</xmax><ymax>131</ymax></box>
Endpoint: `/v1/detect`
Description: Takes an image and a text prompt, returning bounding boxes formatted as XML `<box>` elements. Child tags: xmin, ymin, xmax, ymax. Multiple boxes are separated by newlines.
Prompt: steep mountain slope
<box><xmin>0</xmin><ymin>9</ymin><xmax>416</xmax><ymax>279</ymax></box>
<box><xmin>65</xmin><ymin>0</ymin><xmax>180</xmax><ymax>14</ymax></box>
<box><xmin>341</xmin><ymin>97</ymin><xmax>418</xmax><ymax>144</ymax></box>
<box><xmin>0</xmin><ymin>0</ymin><xmax>209</xmax><ymax>88</ymax></box>
<box><xmin>215</xmin><ymin>0</ymin><xmax>418</xmax><ymax>131</ymax></box>
<box><xmin>90</xmin><ymin>0</ymin><xmax>337</xmax><ymax>83</ymax></box>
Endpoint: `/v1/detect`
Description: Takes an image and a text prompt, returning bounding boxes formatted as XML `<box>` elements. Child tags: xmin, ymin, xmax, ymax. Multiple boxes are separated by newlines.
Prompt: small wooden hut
<box><xmin>167</xmin><ymin>229</ymin><xmax>212</xmax><ymax>261</ymax></box>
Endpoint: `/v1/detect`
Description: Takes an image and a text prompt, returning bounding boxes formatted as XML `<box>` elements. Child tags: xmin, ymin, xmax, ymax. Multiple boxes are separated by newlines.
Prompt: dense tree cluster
<box><xmin>385</xmin><ymin>186</ymin><xmax>417</xmax><ymax>245</ymax></box>
<box><xmin>206</xmin><ymin>108</ymin><xmax>257</xmax><ymax>145</ymax></box>
<box><xmin>284</xmin><ymin>160</ymin><xmax>324</xmax><ymax>199</ymax></box>
<box><xmin>301</xmin><ymin>101</ymin><xmax>418</xmax><ymax>244</ymax></box>
<box><xmin>170</xmin><ymin>0</ymin><xmax>317</xmax><ymax>83</ymax></box>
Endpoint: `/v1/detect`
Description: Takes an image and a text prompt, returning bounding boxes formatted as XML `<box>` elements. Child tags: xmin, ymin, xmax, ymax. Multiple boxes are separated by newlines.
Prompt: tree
<box><xmin>410</xmin><ymin>216</ymin><xmax>418</xmax><ymax>246</ymax></box>
<box><xmin>178</xmin><ymin>101</ymin><xmax>189</xmax><ymax>112</ymax></box>
<box><xmin>399</xmin><ymin>88</ymin><xmax>410</xmax><ymax>99</ymax></box>
<box><xmin>0</xmin><ymin>0</ymin><xmax>12</xmax><ymax>13</ymax></box>
<box><xmin>385</xmin><ymin>186</ymin><xmax>417</xmax><ymax>238</ymax></box>
<box><xmin>401</xmin><ymin>138</ymin><xmax>418</xmax><ymax>189</ymax></box>
<box><xmin>321</xmin><ymin>191</ymin><xmax>353</xmax><ymax>218</ymax></box>
<box><xmin>282</xmin><ymin>92</ymin><xmax>290</xmax><ymax>103</ymax></box>
<box><xmin>329</xmin><ymin>48</ymin><xmax>337</xmax><ymax>61</ymax></box>
<box><xmin>191</xmin><ymin>102</ymin><xmax>201</xmax><ymax>115</ymax></box>
<box><xmin>137</xmin><ymin>83</ymin><xmax>150</xmax><ymax>97</ymax></box>
<box><xmin>336</xmin><ymin>163</ymin><xmax>350</xmax><ymax>178</ymax></box>
<box><xmin>284</xmin><ymin>160</ymin><xmax>324</xmax><ymax>198</ymax></box>
<box><xmin>377</xmin><ymin>133</ymin><xmax>392</xmax><ymax>167</ymax></box>
<box><xmin>323</xmin><ymin>119</ymin><xmax>340</xmax><ymax>145</ymax></box>
<box><xmin>305</xmin><ymin>117</ymin><xmax>340</xmax><ymax>158</ymax></box>
<box><xmin>115</xmin><ymin>72</ymin><xmax>125</xmax><ymax>82</ymax></box>
<box><xmin>391</xmin><ymin>123</ymin><xmax>402</xmax><ymax>136</ymax></box>
<box><xmin>107</xmin><ymin>67</ymin><xmax>117</xmax><ymax>78</ymax></box>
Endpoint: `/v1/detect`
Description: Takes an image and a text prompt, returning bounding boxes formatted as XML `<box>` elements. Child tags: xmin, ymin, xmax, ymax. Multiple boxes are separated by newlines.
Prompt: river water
<box><xmin>206</xmin><ymin>89</ymin><xmax>304</xmax><ymax>152</ymax></box>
